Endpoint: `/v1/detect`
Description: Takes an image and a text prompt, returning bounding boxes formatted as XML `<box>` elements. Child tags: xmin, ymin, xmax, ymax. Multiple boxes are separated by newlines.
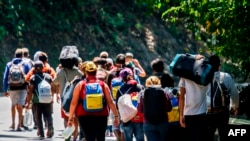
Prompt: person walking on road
<box><xmin>206</xmin><ymin>55</ymin><xmax>239</xmax><ymax>141</ymax></box>
<box><xmin>3</xmin><ymin>48</ymin><xmax>31</xmax><ymax>131</ymax></box>
<box><xmin>67</xmin><ymin>61</ymin><xmax>120</xmax><ymax>141</ymax></box>
<box><xmin>26</xmin><ymin>60</ymin><xmax>54</xmax><ymax>139</ymax></box>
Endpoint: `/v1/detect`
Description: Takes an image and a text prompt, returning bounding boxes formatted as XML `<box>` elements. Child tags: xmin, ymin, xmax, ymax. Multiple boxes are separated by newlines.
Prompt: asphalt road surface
<box><xmin>0</xmin><ymin>95</ymin><xmax>116</xmax><ymax>141</ymax></box>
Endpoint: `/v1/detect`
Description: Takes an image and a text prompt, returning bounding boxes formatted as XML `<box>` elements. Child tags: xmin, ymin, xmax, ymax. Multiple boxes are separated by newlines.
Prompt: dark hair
<box><xmin>209</xmin><ymin>55</ymin><xmax>221</xmax><ymax>70</ymax></box>
<box><xmin>151</xmin><ymin>58</ymin><xmax>164</xmax><ymax>72</ymax></box>
<box><xmin>39</xmin><ymin>52</ymin><xmax>48</xmax><ymax>62</ymax></box>
<box><xmin>60</xmin><ymin>58</ymin><xmax>78</xmax><ymax>69</ymax></box>
<box><xmin>115</xmin><ymin>54</ymin><xmax>125</xmax><ymax>65</ymax></box>
<box><xmin>161</xmin><ymin>73</ymin><xmax>174</xmax><ymax>88</ymax></box>
<box><xmin>96</xmin><ymin>58</ymin><xmax>107</xmax><ymax>66</ymax></box>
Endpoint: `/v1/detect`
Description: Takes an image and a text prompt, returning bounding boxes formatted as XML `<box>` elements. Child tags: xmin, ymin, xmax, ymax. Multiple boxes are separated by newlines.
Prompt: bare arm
<box><xmin>179</xmin><ymin>86</ymin><xmax>186</xmax><ymax>128</ymax></box>
<box><xmin>26</xmin><ymin>84</ymin><xmax>34</xmax><ymax>108</ymax></box>
<box><xmin>67</xmin><ymin>81</ymin><xmax>82</xmax><ymax>126</ymax></box>
<box><xmin>133</xmin><ymin>59</ymin><xmax>146</xmax><ymax>77</ymax></box>
<box><xmin>103</xmin><ymin>83</ymin><xmax>120</xmax><ymax>127</ymax></box>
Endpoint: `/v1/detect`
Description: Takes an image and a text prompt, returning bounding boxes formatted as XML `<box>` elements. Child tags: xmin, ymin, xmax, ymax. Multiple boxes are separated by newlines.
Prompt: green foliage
<box><xmin>161</xmin><ymin>0</ymin><xmax>250</xmax><ymax>81</ymax></box>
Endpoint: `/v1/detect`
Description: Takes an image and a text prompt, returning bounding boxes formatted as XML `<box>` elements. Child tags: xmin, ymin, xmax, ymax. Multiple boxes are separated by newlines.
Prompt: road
<box><xmin>0</xmin><ymin>95</ymin><xmax>116</xmax><ymax>141</ymax></box>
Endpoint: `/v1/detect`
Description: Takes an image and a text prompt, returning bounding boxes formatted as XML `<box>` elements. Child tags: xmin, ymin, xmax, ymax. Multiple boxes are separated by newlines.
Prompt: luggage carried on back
<box><xmin>82</xmin><ymin>80</ymin><xmax>105</xmax><ymax>112</ymax></box>
<box><xmin>111</xmin><ymin>77</ymin><xmax>123</xmax><ymax>100</ymax></box>
<box><xmin>211</xmin><ymin>73</ymin><xmax>230</xmax><ymax>109</ymax></box>
<box><xmin>143</xmin><ymin>87</ymin><xmax>172</xmax><ymax>124</ymax></box>
<box><xmin>117</xmin><ymin>87</ymin><xmax>138</xmax><ymax>123</ymax></box>
<box><xmin>62</xmin><ymin>77</ymin><xmax>82</xmax><ymax>115</ymax></box>
<box><xmin>8</xmin><ymin>62</ymin><xmax>26</xmax><ymax>86</ymax></box>
<box><xmin>36</xmin><ymin>74</ymin><xmax>53</xmax><ymax>103</ymax></box>
<box><xmin>59</xmin><ymin>46</ymin><xmax>79</xmax><ymax>59</ymax></box>
<box><xmin>169</xmin><ymin>54</ymin><xmax>214</xmax><ymax>86</ymax></box>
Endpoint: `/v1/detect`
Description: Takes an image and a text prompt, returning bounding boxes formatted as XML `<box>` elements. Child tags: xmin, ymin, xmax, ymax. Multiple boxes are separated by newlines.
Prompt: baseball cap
<box><xmin>85</xmin><ymin>61</ymin><xmax>97</xmax><ymax>72</ymax></box>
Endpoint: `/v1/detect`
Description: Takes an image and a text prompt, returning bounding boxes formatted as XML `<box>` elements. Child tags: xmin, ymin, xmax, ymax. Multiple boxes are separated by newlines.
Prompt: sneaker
<box><xmin>22</xmin><ymin>125</ymin><xmax>29</xmax><ymax>130</ymax></box>
<box><xmin>46</xmin><ymin>127</ymin><xmax>54</xmax><ymax>138</ymax></box>
<box><xmin>39</xmin><ymin>135</ymin><xmax>45</xmax><ymax>140</ymax></box>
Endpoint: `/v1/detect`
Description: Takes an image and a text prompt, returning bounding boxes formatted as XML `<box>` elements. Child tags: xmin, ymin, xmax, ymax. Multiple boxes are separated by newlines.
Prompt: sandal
<box><xmin>9</xmin><ymin>125</ymin><xmax>15</xmax><ymax>130</ymax></box>
<box><xmin>16</xmin><ymin>127</ymin><xmax>22</xmax><ymax>131</ymax></box>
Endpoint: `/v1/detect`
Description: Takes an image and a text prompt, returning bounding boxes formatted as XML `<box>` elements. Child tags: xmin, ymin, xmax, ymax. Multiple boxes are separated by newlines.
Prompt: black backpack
<box><xmin>143</xmin><ymin>87</ymin><xmax>171</xmax><ymax>124</ymax></box>
<box><xmin>212</xmin><ymin>79</ymin><xmax>230</xmax><ymax>108</ymax></box>
<box><xmin>169</xmin><ymin>54</ymin><xmax>214</xmax><ymax>86</ymax></box>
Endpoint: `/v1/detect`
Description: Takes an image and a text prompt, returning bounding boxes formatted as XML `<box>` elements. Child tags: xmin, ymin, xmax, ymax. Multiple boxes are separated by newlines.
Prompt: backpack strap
<box><xmin>36</xmin><ymin>74</ymin><xmax>45</xmax><ymax>81</ymax></box>
<box><xmin>119</xmin><ymin>87</ymin><xmax>132</xmax><ymax>96</ymax></box>
<box><xmin>63</xmin><ymin>69</ymin><xmax>69</xmax><ymax>82</ymax></box>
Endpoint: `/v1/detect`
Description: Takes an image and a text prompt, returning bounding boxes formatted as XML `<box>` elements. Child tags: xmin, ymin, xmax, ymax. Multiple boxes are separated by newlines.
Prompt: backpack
<box><xmin>211</xmin><ymin>74</ymin><xmax>230</xmax><ymax>109</ymax></box>
<box><xmin>82</xmin><ymin>81</ymin><xmax>105</xmax><ymax>112</ymax></box>
<box><xmin>111</xmin><ymin>77</ymin><xmax>123</xmax><ymax>100</ymax></box>
<box><xmin>143</xmin><ymin>87</ymin><xmax>172</xmax><ymax>124</ymax></box>
<box><xmin>169</xmin><ymin>54</ymin><xmax>214</xmax><ymax>86</ymax></box>
<box><xmin>165</xmin><ymin>87</ymin><xmax>179</xmax><ymax>122</ymax></box>
<box><xmin>62</xmin><ymin>77</ymin><xmax>82</xmax><ymax>115</ymax></box>
<box><xmin>117</xmin><ymin>87</ymin><xmax>138</xmax><ymax>123</ymax></box>
<box><xmin>8</xmin><ymin>62</ymin><xmax>25</xmax><ymax>86</ymax></box>
<box><xmin>36</xmin><ymin>74</ymin><xmax>52</xmax><ymax>103</ymax></box>
<box><xmin>130</xmin><ymin>92</ymin><xmax>144</xmax><ymax>123</ymax></box>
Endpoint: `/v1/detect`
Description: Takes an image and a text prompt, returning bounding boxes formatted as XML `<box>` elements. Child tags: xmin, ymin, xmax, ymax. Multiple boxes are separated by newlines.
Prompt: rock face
<box><xmin>0</xmin><ymin>1</ymin><xmax>207</xmax><ymax>87</ymax></box>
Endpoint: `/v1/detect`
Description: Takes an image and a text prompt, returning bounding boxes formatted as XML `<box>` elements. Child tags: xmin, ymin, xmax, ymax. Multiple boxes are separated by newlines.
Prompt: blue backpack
<box><xmin>83</xmin><ymin>81</ymin><xmax>105</xmax><ymax>112</ymax></box>
<box><xmin>111</xmin><ymin>77</ymin><xmax>123</xmax><ymax>100</ymax></box>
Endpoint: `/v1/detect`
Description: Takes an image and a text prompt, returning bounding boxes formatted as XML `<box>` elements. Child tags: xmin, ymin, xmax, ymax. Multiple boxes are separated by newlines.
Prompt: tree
<box><xmin>160</xmin><ymin>0</ymin><xmax>250</xmax><ymax>81</ymax></box>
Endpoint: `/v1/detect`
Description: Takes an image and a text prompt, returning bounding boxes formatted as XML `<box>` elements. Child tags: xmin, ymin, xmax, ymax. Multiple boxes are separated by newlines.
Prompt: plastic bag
<box><xmin>23</xmin><ymin>109</ymin><xmax>33</xmax><ymax>127</ymax></box>
<box><xmin>62</xmin><ymin>125</ymin><xmax>75</xmax><ymax>139</ymax></box>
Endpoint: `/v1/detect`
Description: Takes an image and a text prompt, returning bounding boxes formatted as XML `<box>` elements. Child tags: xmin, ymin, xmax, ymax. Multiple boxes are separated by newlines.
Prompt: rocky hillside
<box><xmin>0</xmin><ymin>1</ymin><xmax>208</xmax><ymax>87</ymax></box>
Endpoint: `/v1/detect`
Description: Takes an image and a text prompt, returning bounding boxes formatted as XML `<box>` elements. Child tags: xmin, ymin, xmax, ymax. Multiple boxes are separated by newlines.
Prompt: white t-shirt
<box><xmin>178</xmin><ymin>78</ymin><xmax>208</xmax><ymax>116</ymax></box>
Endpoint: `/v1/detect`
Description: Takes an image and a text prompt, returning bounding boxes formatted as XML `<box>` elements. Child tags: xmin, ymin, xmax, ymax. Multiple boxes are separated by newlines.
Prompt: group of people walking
<box><xmin>2</xmin><ymin>46</ymin><xmax>239</xmax><ymax>141</ymax></box>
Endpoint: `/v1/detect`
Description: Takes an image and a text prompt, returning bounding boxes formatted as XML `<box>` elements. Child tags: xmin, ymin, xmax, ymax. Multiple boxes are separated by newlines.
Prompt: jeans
<box><xmin>143</xmin><ymin>121</ymin><xmax>168</xmax><ymax>141</ymax></box>
<box><xmin>123</xmin><ymin>122</ymin><xmax>144</xmax><ymax>141</ymax></box>
<box><xmin>184</xmin><ymin>113</ymin><xmax>207</xmax><ymax>141</ymax></box>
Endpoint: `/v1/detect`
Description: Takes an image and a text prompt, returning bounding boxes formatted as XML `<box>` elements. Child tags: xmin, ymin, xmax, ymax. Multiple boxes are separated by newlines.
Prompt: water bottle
<box><xmin>62</xmin><ymin>125</ymin><xmax>75</xmax><ymax>139</ymax></box>
<box><xmin>23</xmin><ymin>109</ymin><xmax>33</xmax><ymax>127</ymax></box>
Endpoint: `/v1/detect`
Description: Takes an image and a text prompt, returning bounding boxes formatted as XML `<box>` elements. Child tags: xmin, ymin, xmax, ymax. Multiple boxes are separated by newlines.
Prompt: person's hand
<box><xmin>25</xmin><ymin>101</ymin><xmax>31</xmax><ymax>109</ymax></box>
<box><xmin>195</xmin><ymin>54</ymin><xmax>205</xmax><ymax>60</ymax></box>
<box><xmin>113</xmin><ymin>117</ymin><xmax>120</xmax><ymax>128</ymax></box>
<box><xmin>132</xmin><ymin>59</ymin><xmax>139</xmax><ymax>67</ymax></box>
<box><xmin>56</xmin><ymin>94</ymin><xmax>61</xmax><ymax>104</ymax></box>
<box><xmin>67</xmin><ymin>118</ymin><xmax>74</xmax><ymax>127</ymax></box>
<box><xmin>4</xmin><ymin>92</ymin><xmax>9</xmax><ymax>97</ymax></box>
<box><xmin>180</xmin><ymin>116</ymin><xmax>186</xmax><ymax>128</ymax></box>
<box><xmin>233</xmin><ymin>108</ymin><xmax>238</xmax><ymax>116</ymax></box>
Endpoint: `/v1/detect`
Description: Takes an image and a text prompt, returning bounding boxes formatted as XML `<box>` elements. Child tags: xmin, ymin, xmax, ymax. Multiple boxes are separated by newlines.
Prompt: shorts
<box><xmin>9</xmin><ymin>90</ymin><xmax>27</xmax><ymax>106</ymax></box>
